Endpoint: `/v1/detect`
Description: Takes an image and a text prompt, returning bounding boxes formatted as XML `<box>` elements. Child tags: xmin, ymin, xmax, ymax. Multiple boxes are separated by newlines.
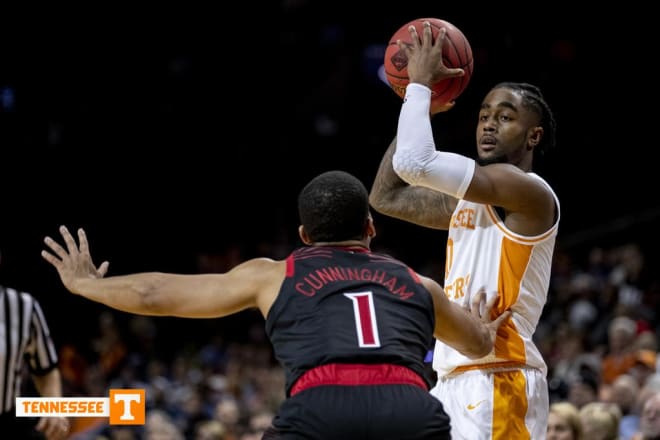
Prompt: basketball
<box><xmin>384</xmin><ymin>18</ymin><xmax>473</xmax><ymax>109</ymax></box>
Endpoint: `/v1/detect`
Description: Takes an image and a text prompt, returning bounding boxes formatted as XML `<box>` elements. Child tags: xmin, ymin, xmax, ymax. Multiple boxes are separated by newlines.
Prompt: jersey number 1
<box><xmin>344</xmin><ymin>292</ymin><xmax>381</xmax><ymax>348</ymax></box>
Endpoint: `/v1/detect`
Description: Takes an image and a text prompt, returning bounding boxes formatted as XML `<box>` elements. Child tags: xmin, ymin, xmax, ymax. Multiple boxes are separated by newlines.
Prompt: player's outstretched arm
<box><xmin>42</xmin><ymin>226</ymin><xmax>284</xmax><ymax>318</ymax></box>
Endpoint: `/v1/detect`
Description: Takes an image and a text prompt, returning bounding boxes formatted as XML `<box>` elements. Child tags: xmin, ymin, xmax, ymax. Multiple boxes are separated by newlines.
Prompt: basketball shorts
<box><xmin>430</xmin><ymin>367</ymin><xmax>548</xmax><ymax>440</ymax></box>
<box><xmin>267</xmin><ymin>383</ymin><xmax>451</xmax><ymax>439</ymax></box>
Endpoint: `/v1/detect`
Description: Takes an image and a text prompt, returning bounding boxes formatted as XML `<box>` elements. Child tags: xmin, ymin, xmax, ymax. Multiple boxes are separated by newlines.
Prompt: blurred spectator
<box><xmin>145</xmin><ymin>410</ymin><xmax>184</xmax><ymax>440</ymax></box>
<box><xmin>548</xmin><ymin>326</ymin><xmax>601</xmax><ymax>403</ymax></box>
<box><xmin>194</xmin><ymin>419</ymin><xmax>226</xmax><ymax>440</ymax></box>
<box><xmin>635</xmin><ymin>333</ymin><xmax>658</xmax><ymax>353</ymax></box>
<box><xmin>632</xmin><ymin>392</ymin><xmax>660</xmax><ymax>440</ymax></box>
<box><xmin>548</xmin><ymin>401</ymin><xmax>583</xmax><ymax>440</ymax></box>
<box><xmin>609</xmin><ymin>244</ymin><xmax>645</xmax><ymax>310</ymax></box>
<box><xmin>568</xmin><ymin>368</ymin><xmax>600</xmax><ymax>409</ymax></box>
<box><xmin>602</xmin><ymin>316</ymin><xmax>639</xmax><ymax>385</ymax></box>
<box><xmin>579</xmin><ymin>401</ymin><xmax>622</xmax><ymax>440</ymax></box>
<box><xmin>248</xmin><ymin>409</ymin><xmax>274</xmax><ymax>436</ymax></box>
<box><xmin>608</xmin><ymin>374</ymin><xmax>641</xmax><ymax>439</ymax></box>
<box><xmin>93</xmin><ymin>311</ymin><xmax>128</xmax><ymax>378</ymax></box>
<box><xmin>175</xmin><ymin>388</ymin><xmax>210</xmax><ymax>439</ymax></box>
<box><xmin>95</xmin><ymin>426</ymin><xmax>141</xmax><ymax>440</ymax></box>
<box><xmin>213</xmin><ymin>397</ymin><xmax>241</xmax><ymax>437</ymax></box>
<box><xmin>637</xmin><ymin>377</ymin><xmax>660</xmax><ymax>411</ymax></box>
<box><xmin>566</xmin><ymin>273</ymin><xmax>599</xmax><ymax>332</ymax></box>
<box><xmin>629</xmin><ymin>350</ymin><xmax>658</xmax><ymax>388</ymax></box>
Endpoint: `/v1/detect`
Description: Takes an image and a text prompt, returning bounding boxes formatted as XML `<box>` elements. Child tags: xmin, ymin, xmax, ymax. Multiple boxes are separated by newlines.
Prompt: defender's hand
<box><xmin>468</xmin><ymin>288</ymin><xmax>512</xmax><ymax>345</ymax></box>
<box><xmin>42</xmin><ymin>226</ymin><xmax>109</xmax><ymax>294</ymax></box>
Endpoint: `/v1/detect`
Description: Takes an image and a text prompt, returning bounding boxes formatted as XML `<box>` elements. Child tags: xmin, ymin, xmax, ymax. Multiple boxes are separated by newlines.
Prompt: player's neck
<box><xmin>312</xmin><ymin>239</ymin><xmax>370</xmax><ymax>251</ymax></box>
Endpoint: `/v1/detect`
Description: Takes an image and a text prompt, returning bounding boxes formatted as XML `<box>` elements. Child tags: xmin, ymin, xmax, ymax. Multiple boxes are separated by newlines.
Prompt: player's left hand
<box><xmin>41</xmin><ymin>226</ymin><xmax>109</xmax><ymax>294</ymax></box>
<box><xmin>468</xmin><ymin>288</ymin><xmax>511</xmax><ymax>344</ymax></box>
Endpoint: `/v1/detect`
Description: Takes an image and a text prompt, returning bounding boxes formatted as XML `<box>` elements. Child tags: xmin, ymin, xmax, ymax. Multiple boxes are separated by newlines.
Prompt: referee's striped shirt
<box><xmin>0</xmin><ymin>286</ymin><xmax>59</xmax><ymax>414</ymax></box>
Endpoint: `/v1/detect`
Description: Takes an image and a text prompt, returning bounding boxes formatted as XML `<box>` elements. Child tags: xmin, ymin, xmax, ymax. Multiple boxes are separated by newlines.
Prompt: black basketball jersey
<box><xmin>265</xmin><ymin>246</ymin><xmax>436</xmax><ymax>396</ymax></box>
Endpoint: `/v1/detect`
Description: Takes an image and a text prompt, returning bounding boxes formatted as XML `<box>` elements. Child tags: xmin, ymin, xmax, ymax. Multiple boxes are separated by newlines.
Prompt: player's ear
<box><xmin>366</xmin><ymin>215</ymin><xmax>376</xmax><ymax>239</ymax></box>
<box><xmin>298</xmin><ymin>225</ymin><xmax>313</xmax><ymax>245</ymax></box>
<box><xmin>527</xmin><ymin>126</ymin><xmax>543</xmax><ymax>150</ymax></box>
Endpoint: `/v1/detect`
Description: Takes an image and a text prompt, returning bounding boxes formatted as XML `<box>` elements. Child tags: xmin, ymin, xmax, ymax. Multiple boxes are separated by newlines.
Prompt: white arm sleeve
<box><xmin>392</xmin><ymin>83</ymin><xmax>476</xmax><ymax>199</ymax></box>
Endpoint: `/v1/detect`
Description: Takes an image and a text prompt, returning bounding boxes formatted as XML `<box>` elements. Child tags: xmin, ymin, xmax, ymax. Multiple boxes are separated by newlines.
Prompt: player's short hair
<box><xmin>492</xmin><ymin>82</ymin><xmax>557</xmax><ymax>157</ymax></box>
<box><xmin>298</xmin><ymin>170</ymin><xmax>370</xmax><ymax>243</ymax></box>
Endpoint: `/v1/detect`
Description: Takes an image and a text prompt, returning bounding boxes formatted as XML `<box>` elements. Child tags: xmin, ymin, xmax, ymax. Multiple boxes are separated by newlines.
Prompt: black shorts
<box><xmin>264</xmin><ymin>384</ymin><xmax>451</xmax><ymax>440</ymax></box>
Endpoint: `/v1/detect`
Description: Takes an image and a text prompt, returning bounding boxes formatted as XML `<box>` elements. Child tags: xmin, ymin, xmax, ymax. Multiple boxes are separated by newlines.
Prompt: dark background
<box><xmin>0</xmin><ymin>4</ymin><xmax>656</xmax><ymax>344</ymax></box>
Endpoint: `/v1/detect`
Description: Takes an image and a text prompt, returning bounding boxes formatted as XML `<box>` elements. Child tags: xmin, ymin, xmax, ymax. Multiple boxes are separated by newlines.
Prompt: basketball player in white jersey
<box><xmin>370</xmin><ymin>22</ymin><xmax>559</xmax><ymax>439</ymax></box>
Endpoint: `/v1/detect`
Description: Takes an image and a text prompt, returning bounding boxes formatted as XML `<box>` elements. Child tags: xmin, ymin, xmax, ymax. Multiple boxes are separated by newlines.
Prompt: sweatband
<box><xmin>392</xmin><ymin>83</ymin><xmax>476</xmax><ymax>199</ymax></box>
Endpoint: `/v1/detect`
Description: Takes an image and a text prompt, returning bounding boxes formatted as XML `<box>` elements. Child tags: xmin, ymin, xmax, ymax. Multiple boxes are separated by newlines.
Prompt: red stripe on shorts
<box><xmin>290</xmin><ymin>363</ymin><xmax>428</xmax><ymax>396</ymax></box>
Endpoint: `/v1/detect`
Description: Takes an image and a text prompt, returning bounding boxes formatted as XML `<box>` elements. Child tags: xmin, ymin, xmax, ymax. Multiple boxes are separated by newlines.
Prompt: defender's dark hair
<box><xmin>298</xmin><ymin>170</ymin><xmax>370</xmax><ymax>243</ymax></box>
<box><xmin>493</xmin><ymin>82</ymin><xmax>557</xmax><ymax>156</ymax></box>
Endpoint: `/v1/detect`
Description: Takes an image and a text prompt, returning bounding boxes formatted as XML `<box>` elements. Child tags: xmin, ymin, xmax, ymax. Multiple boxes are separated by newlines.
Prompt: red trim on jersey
<box><xmin>332</xmin><ymin>246</ymin><xmax>370</xmax><ymax>253</ymax></box>
<box><xmin>407</xmin><ymin>268</ymin><xmax>422</xmax><ymax>284</ymax></box>
<box><xmin>290</xmin><ymin>363</ymin><xmax>427</xmax><ymax>396</ymax></box>
<box><xmin>286</xmin><ymin>255</ymin><xmax>295</xmax><ymax>277</ymax></box>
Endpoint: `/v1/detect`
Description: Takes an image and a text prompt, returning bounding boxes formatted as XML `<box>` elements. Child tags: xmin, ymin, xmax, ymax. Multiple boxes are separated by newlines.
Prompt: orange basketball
<box><xmin>384</xmin><ymin>18</ymin><xmax>473</xmax><ymax>108</ymax></box>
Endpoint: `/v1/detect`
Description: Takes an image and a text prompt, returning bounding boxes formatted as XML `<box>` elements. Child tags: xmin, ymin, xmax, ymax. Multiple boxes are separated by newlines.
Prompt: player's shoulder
<box><xmin>528</xmin><ymin>172</ymin><xmax>560</xmax><ymax>207</ymax></box>
<box><xmin>527</xmin><ymin>171</ymin><xmax>554</xmax><ymax>187</ymax></box>
<box><xmin>242</xmin><ymin>257</ymin><xmax>286</xmax><ymax>271</ymax></box>
<box><xmin>235</xmin><ymin>258</ymin><xmax>288</xmax><ymax>287</ymax></box>
<box><xmin>368</xmin><ymin>250</ymin><xmax>408</xmax><ymax>267</ymax></box>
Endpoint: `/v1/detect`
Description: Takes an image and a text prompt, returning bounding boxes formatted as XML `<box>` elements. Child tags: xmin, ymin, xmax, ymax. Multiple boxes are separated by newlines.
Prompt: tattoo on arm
<box><xmin>369</xmin><ymin>137</ymin><xmax>457</xmax><ymax>230</ymax></box>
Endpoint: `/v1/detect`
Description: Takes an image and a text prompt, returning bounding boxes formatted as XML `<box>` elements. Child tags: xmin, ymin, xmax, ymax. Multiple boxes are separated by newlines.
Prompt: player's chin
<box><xmin>476</xmin><ymin>150</ymin><xmax>507</xmax><ymax>166</ymax></box>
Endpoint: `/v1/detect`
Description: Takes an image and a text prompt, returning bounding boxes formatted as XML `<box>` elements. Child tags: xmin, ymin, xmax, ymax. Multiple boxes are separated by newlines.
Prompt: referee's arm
<box><xmin>31</xmin><ymin>369</ymin><xmax>62</xmax><ymax>399</ymax></box>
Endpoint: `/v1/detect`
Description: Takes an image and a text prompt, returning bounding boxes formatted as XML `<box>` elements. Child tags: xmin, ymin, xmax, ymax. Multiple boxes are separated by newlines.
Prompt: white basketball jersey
<box><xmin>432</xmin><ymin>173</ymin><xmax>559</xmax><ymax>378</ymax></box>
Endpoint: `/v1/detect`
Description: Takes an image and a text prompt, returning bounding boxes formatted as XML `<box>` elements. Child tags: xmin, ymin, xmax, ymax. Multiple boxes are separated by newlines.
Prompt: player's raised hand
<box><xmin>398</xmin><ymin>21</ymin><xmax>464</xmax><ymax>88</ymax></box>
<box><xmin>42</xmin><ymin>226</ymin><xmax>109</xmax><ymax>294</ymax></box>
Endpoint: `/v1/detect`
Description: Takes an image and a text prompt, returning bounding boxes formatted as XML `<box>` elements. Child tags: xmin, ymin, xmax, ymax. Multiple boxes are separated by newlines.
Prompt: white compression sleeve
<box><xmin>392</xmin><ymin>83</ymin><xmax>476</xmax><ymax>199</ymax></box>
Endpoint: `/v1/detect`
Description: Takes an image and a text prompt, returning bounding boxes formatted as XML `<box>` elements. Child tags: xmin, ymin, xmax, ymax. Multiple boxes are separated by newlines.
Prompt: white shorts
<box><xmin>430</xmin><ymin>368</ymin><xmax>548</xmax><ymax>440</ymax></box>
